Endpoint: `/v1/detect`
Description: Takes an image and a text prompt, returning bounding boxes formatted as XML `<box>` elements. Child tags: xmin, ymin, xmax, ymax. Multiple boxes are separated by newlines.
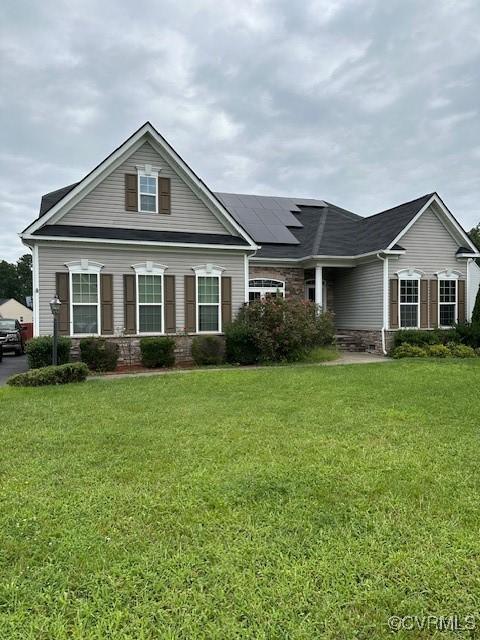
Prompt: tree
<box><xmin>468</xmin><ymin>224</ymin><xmax>480</xmax><ymax>251</ymax></box>
<box><xmin>472</xmin><ymin>287</ymin><xmax>480</xmax><ymax>325</ymax></box>
<box><xmin>16</xmin><ymin>254</ymin><xmax>32</xmax><ymax>301</ymax></box>
<box><xmin>0</xmin><ymin>253</ymin><xmax>32</xmax><ymax>304</ymax></box>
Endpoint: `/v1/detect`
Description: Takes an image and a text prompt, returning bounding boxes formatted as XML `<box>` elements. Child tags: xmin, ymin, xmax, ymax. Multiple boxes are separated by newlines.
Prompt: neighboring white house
<box><xmin>0</xmin><ymin>298</ymin><xmax>33</xmax><ymax>323</ymax></box>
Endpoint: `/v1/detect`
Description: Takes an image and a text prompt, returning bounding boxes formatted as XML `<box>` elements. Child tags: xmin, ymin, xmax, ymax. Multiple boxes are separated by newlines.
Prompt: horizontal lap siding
<box><xmin>333</xmin><ymin>260</ymin><xmax>383</xmax><ymax>329</ymax></box>
<box><xmin>37</xmin><ymin>244</ymin><xmax>245</xmax><ymax>335</ymax></box>
<box><xmin>56</xmin><ymin>142</ymin><xmax>229</xmax><ymax>235</ymax></box>
<box><xmin>388</xmin><ymin>206</ymin><xmax>465</xmax><ymax>278</ymax></box>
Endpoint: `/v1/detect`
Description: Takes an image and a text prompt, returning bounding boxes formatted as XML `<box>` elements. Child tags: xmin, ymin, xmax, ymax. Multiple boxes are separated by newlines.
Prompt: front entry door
<box><xmin>305</xmin><ymin>281</ymin><xmax>327</xmax><ymax>308</ymax></box>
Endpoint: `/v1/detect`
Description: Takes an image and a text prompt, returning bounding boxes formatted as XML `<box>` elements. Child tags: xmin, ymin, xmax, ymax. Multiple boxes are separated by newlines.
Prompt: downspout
<box><xmin>377</xmin><ymin>252</ymin><xmax>388</xmax><ymax>355</ymax></box>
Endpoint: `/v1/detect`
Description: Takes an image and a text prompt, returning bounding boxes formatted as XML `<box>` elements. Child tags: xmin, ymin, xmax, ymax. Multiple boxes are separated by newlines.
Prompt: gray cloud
<box><xmin>1</xmin><ymin>0</ymin><xmax>479</xmax><ymax>261</ymax></box>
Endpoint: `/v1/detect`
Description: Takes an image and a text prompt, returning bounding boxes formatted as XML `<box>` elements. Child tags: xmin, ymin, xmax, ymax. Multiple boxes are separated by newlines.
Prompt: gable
<box><xmin>54</xmin><ymin>142</ymin><xmax>229</xmax><ymax>235</ymax></box>
<box><xmin>388</xmin><ymin>205</ymin><xmax>465</xmax><ymax>277</ymax></box>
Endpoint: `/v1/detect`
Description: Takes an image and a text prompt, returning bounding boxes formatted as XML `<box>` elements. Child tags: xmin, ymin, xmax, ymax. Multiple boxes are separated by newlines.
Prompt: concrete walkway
<box><xmin>90</xmin><ymin>351</ymin><xmax>391</xmax><ymax>382</ymax></box>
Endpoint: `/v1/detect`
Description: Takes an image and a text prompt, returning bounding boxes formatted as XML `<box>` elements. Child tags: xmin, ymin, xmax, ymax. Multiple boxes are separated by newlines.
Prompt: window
<box><xmin>132</xmin><ymin>263</ymin><xmax>167</xmax><ymax>334</ymax></box>
<box><xmin>193</xmin><ymin>265</ymin><xmax>223</xmax><ymax>332</ymax></box>
<box><xmin>439</xmin><ymin>279</ymin><xmax>457</xmax><ymax>327</ymax></box>
<box><xmin>138</xmin><ymin>174</ymin><xmax>157</xmax><ymax>213</ymax></box>
<box><xmin>248</xmin><ymin>279</ymin><xmax>285</xmax><ymax>302</ymax></box>
<box><xmin>399</xmin><ymin>278</ymin><xmax>419</xmax><ymax>328</ymax></box>
<box><xmin>66</xmin><ymin>260</ymin><xmax>103</xmax><ymax>336</ymax></box>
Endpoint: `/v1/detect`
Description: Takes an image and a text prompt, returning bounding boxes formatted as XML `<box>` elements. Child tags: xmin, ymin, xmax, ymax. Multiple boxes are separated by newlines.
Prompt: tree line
<box><xmin>0</xmin><ymin>254</ymin><xmax>32</xmax><ymax>305</ymax></box>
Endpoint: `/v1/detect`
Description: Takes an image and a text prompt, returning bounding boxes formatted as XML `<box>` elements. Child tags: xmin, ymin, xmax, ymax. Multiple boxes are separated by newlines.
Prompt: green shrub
<box><xmin>453</xmin><ymin>322</ymin><xmax>480</xmax><ymax>348</ymax></box>
<box><xmin>472</xmin><ymin>287</ymin><xmax>480</xmax><ymax>324</ymax></box>
<box><xmin>394</xmin><ymin>329</ymin><xmax>458</xmax><ymax>347</ymax></box>
<box><xmin>7</xmin><ymin>362</ymin><xmax>89</xmax><ymax>387</ymax></box>
<box><xmin>25</xmin><ymin>336</ymin><xmax>71</xmax><ymax>369</ymax></box>
<box><xmin>391</xmin><ymin>344</ymin><xmax>427</xmax><ymax>358</ymax></box>
<box><xmin>230</xmin><ymin>298</ymin><xmax>335</xmax><ymax>363</ymax></box>
<box><xmin>191</xmin><ymin>336</ymin><xmax>225</xmax><ymax>366</ymax></box>
<box><xmin>139</xmin><ymin>337</ymin><xmax>176</xmax><ymax>368</ymax></box>
<box><xmin>225</xmin><ymin>322</ymin><xmax>259</xmax><ymax>365</ymax></box>
<box><xmin>79</xmin><ymin>338</ymin><xmax>119</xmax><ymax>372</ymax></box>
<box><xmin>447</xmin><ymin>342</ymin><xmax>476</xmax><ymax>358</ymax></box>
<box><xmin>426</xmin><ymin>344</ymin><xmax>451</xmax><ymax>358</ymax></box>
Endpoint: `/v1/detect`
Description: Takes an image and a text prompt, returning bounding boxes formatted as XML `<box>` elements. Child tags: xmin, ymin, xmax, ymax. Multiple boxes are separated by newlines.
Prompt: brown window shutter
<box><xmin>221</xmin><ymin>277</ymin><xmax>232</xmax><ymax>329</ymax></box>
<box><xmin>420</xmin><ymin>279</ymin><xmax>428</xmax><ymax>328</ymax></box>
<box><xmin>184</xmin><ymin>275</ymin><xmax>196</xmax><ymax>332</ymax></box>
<box><xmin>159</xmin><ymin>177</ymin><xmax>171</xmax><ymax>214</ymax></box>
<box><xmin>124</xmin><ymin>274</ymin><xmax>136</xmax><ymax>334</ymax></box>
<box><xmin>100</xmin><ymin>274</ymin><xmax>114</xmax><ymax>335</ymax></box>
<box><xmin>458</xmin><ymin>280</ymin><xmax>466</xmax><ymax>323</ymax></box>
<box><xmin>389</xmin><ymin>279</ymin><xmax>399</xmax><ymax>329</ymax></box>
<box><xmin>164</xmin><ymin>275</ymin><xmax>176</xmax><ymax>333</ymax></box>
<box><xmin>125</xmin><ymin>174</ymin><xmax>138</xmax><ymax>211</ymax></box>
<box><xmin>429</xmin><ymin>279</ymin><xmax>438</xmax><ymax>327</ymax></box>
<box><xmin>56</xmin><ymin>272</ymin><xmax>70</xmax><ymax>335</ymax></box>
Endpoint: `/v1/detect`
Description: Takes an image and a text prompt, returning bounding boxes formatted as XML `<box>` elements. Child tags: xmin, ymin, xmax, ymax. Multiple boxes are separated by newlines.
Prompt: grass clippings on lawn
<box><xmin>1</xmin><ymin>359</ymin><xmax>480</xmax><ymax>639</ymax></box>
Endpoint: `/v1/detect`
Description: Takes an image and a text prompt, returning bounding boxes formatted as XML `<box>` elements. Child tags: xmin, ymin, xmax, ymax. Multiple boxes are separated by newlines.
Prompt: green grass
<box><xmin>1</xmin><ymin>360</ymin><xmax>480</xmax><ymax>639</ymax></box>
<box><xmin>300</xmin><ymin>345</ymin><xmax>339</xmax><ymax>363</ymax></box>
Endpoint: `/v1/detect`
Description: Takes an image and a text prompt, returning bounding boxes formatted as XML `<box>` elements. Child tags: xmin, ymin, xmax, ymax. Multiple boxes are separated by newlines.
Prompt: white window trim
<box><xmin>436</xmin><ymin>270</ymin><xmax>460</xmax><ymax>328</ymax></box>
<box><xmin>192</xmin><ymin>264</ymin><xmax>224</xmax><ymax>334</ymax></box>
<box><xmin>249</xmin><ymin>279</ymin><xmax>285</xmax><ymax>300</ymax></box>
<box><xmin>132</xmin><ymin>262</ymin><xmax>167</xmax><ymax>335</ymax></box>
<box><xmin>396</xmin><ymin>269</ymin><xmax>423</xmax><ymax>329</ymax></box>
<box><xmin>66</xmin><ymin>259</ymin><xmax>103</xmax><ymax>337</ymax></box>
<box><xmin>137</xmin><ymin>164</ymin><xmax>160</xmax><ymax>214</ymax></box>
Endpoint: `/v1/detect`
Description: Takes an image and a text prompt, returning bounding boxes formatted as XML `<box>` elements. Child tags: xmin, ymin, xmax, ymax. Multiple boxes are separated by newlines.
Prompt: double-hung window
<box><xmin>194</xmin><ymin>265</ymin><xmax>222</xmax><ymax>333</ymax></box>
<box><xmin>439</xmin><ymin>279</ymin><xmax>457</xmax><ymax>327</ymax></box>
<box><xmin>399</xmin><ymin>276</ymin><xmax>420</xmax><ymax>328</ymax></box>
<box><xmin>66</xmin><ymin>260</ymin><xmax>103</xmax><ymax>336</ymax></box>
<box><xmin>132</xmin><ymin>263</ymin><xmax>167</xmax><ymax>334</ymax></box>
<box><xmin>137</xmin><ymin>165</ymin><xmax>159</xmax><ymax>213</ymax></box>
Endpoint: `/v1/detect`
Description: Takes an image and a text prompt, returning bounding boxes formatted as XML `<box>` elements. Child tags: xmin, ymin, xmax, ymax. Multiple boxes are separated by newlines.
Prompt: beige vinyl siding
<box><xmin>37</xmin><ymin>244</ymin><xmax>245</xmax><ymax>335</ymax></box>
<box><xmin>388</xmin><ymin>206</ymin><xmax>465</xmax><ymax>278</ymax></box>
<box><xmin>333</xmin><ymin>260</ymin><xmax>383</xmax><ymax>329</ymax></box>
<box><xmin>56</xmin><ymin>142</ymin><xmax>229</xmax><ymax>235</ymax></box>
<box><xmin>0</xmin><ymin>299</ymin><xmax>33</xmax><ymax>323</ymax></box>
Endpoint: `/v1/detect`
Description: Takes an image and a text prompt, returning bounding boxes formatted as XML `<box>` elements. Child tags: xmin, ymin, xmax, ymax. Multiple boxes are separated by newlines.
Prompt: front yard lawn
<box><xmin>1</xmin><ymin>360</ymin><xmax>480</xmax><ymax>638</ymax></box>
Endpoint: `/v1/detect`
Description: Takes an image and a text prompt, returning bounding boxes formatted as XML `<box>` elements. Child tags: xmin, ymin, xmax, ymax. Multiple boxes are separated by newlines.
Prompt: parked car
<box><xmin>0</xmin><ymin>318</ymin><xmax>26</xmax><ymax>355</ymax></box>
<box><xmin>0</xmin><ymin>343</ymin><xmax>3</xmax><ymax>362</ymax></box>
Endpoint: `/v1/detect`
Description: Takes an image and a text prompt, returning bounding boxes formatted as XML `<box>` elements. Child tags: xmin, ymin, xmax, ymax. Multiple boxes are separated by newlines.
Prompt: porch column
<box><xmin>315</xmin><ymin>265</ymin><xmax>323</xmax><ymax>310</ymax></box>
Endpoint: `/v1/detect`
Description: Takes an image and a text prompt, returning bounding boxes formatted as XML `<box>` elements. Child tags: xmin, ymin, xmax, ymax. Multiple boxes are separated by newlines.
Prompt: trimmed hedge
<box><xmin>426</xmin><ymin>344</ymin><xmax>451</xmax><ymax>358</ymax></box>
<box><xmin>393</xmin><ymin>329</ymin><xmax>458</xmax><ymax>347</ymax></box>
<box><xmin>225</xmin><ymin>323</ymin><xmax>259</xmax><ymax>365</ymax></box>
<box><xmin>25</xmin><ymin>336</ymin><xmax>71</xmax><ymax>369</ymax></box>
<box><xmin>7</xmin><ymin>362</ymin><xmax>89</xmax><ymax>387</ymax></box>
<box><xmin>392</xmin><ymin>344</ymin><xmax>427</xmax><ymax>358</ymax></box>
<box><xmin>140</xmin><ymin>337</ymin><xmax>176</xmax><ymax>368</ymax></box>
<box><xmin>191</xmin><ymin>336</ymin><xmax>225</xmax><ymax>366</ymax></box>
<box><xmin>80</xmin><ymin>338</ymin><xmax>119</xmax><ymax>372</ymax></box>
<box><xmin>447</xmin><ymin>343</ymin><xmax>476</xmax><ymax>358</ymax></box>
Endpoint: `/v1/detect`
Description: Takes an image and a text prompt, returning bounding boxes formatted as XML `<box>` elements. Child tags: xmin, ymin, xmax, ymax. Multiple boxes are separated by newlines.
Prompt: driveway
<box><xmin>0</xmin><ymin>353</ymin><xmax>28</xmax><ymax>386</ymax></box>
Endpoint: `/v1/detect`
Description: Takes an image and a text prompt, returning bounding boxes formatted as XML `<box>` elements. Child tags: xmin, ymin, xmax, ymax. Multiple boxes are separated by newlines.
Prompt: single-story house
<box><xmin>20</xmin><ymin>122</ymin><xmax>480</xmax><ymax>359</ymax></box>
<box><xmin>0</xmin><ymin>298</ymin><xmax>33</xmax><ymax>324</ymax></box>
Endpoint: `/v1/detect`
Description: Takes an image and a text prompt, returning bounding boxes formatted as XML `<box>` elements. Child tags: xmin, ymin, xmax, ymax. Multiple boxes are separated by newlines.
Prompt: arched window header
<box><xmin>435</xmin><ymin>269</ymin><xmax>462</xmax><ymax>280</ymax></box>
<box><xmin>65</xmin><ymin>259</ymin><xmax>104</xmax><ymax>273</ymax></box>
<box><xmin>395</xmin><ymin>268</ymin><xmax>424</xmax><ymax>280</ymax></box>
<box><xmin>131</xmin><ymin>262</ymin><xmax>167</xmax><ymax>275</ymax></box>
<box><xmin>192</xmin><ymin>264</ymin><xmax>225</xmax><ymax>277</ymax></box>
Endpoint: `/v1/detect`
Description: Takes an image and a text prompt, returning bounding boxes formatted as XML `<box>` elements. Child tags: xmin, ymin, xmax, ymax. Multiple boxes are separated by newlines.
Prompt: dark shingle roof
<box><xmin>35</xmin><ymin>180</ymin><xmax>440</xmax><ymax>258</ymax></box>
<box><xmin>32</xmin><ymin>225</ymin><xmax>249</xmax><ymax>246</ymax></box>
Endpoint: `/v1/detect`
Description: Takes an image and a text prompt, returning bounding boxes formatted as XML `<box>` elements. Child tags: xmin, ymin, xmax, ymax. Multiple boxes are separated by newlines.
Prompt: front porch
<box><xmin>248</xmin><ymin>263</ymin><xmax>388</xmax><ymax>354</ymax></box>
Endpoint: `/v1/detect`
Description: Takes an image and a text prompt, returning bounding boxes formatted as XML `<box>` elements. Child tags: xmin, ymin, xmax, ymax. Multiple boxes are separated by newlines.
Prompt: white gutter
<box><xmin>376</xmin><ymin>252</ymin><xmax>389</xmax><ymax>355</ymax></box>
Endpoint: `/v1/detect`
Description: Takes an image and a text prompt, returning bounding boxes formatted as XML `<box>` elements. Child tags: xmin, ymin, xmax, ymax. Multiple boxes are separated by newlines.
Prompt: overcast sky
<box><xmin>1</xmin><ymin>0</ymin><xmax>479</xmax><ymax>262</ymax></box>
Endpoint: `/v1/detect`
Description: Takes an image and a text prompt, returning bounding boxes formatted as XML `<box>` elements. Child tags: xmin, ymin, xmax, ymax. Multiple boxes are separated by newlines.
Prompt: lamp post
<box><xmin>49</xmin><ymin>294</ymin><xmax>61</xmax><ymax>365</ymax></box>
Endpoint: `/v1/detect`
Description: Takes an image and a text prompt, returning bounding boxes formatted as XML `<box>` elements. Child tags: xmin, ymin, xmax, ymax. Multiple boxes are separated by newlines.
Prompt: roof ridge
<box><xmin>361</xmin><ymin>192</ymin><xmax>435</xmax><ymax>222</ymax></box>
